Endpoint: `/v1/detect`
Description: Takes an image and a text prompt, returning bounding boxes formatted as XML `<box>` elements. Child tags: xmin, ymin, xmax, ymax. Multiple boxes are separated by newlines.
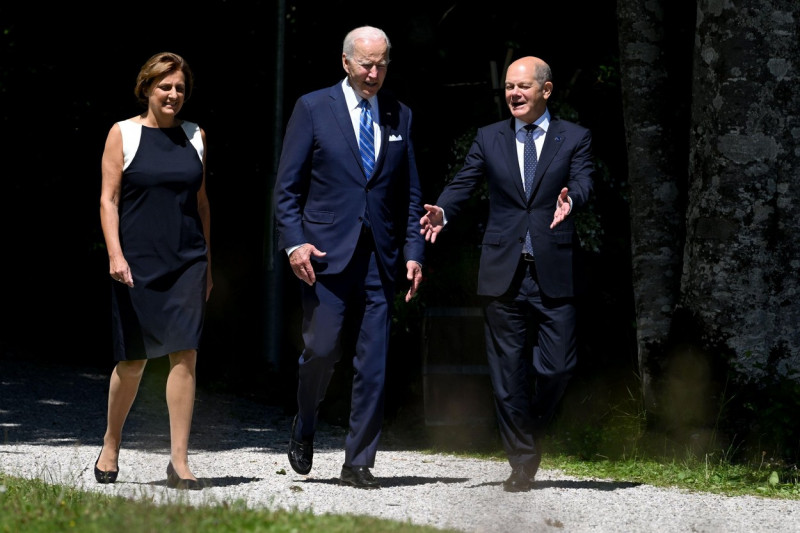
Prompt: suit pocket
<box><xmin>303</xmin><ymin>210</ymin><xmax>335</xmax><ymax>224</ymax></box>
<box><xmin>482</xmin><ymin>232</ymin><xmax>503</xmax><ymax>246</ymax></box>
<box><xmin>551</xmin><ymin>229</ymin><xmax>574</xmax><ymax>246</ymax></box>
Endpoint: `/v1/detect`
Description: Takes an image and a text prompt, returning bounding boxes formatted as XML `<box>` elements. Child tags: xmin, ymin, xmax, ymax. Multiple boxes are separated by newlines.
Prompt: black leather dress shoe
<box><xmin>339</xmin><ymin>465</ymin><xmax>380</xmax><ymax>489</ymax></box>
<box><xmin>503</xmin><ymin>465</ymin><xmax>534</xmax><ymax>492</ymax></box>
<box><xmin>531</xmin><ymin>438</ymin><xmax>543</xmax><ymax>474</ymax></box>
<box><xmin>530</xmin><ymin>454</ymin><xmax>541</xmax><ymax>479</ymax></box>
<box><xmin>288</xmin><ymin>415</ymin><xmax>313</xmax><ymax>475</ymax></box>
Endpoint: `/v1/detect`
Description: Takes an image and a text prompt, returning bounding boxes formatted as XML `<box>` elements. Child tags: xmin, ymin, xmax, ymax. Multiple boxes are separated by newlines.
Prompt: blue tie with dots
<box><xmin>523</xmin><ymin>124</ymin><xmax>537</xmax><ymax>256</ymax></box>
<box><xmin>359</xmin><ymin>99</ymin><xmax>375</xmax><ymax>179</ymax></box>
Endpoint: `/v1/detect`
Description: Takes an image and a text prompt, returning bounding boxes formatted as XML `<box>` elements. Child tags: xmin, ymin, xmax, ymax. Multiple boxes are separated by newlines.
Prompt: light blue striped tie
<box><xmin>359</xmin><ymin>99</ymin><xmax>375</xmax><ymax>179</ymax></box>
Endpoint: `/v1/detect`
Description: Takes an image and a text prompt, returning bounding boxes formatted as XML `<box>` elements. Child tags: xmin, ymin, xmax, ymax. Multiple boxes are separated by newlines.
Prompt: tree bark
<box><xmin>683</xmin><ymin>0</ymin><xmax>800</xmax><ymax>383</ymax></box>
<box><xmin>617</xmin><ymin>0</ymin><xmax>689</xmax><ymax>413</ymax></box>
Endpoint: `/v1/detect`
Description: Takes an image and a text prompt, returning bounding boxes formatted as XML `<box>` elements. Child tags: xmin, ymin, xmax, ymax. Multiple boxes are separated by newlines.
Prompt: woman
<box><xmin>94</xmin><ymin>52</ymin><xmax>212</xmax><ymax>490</ymax></box>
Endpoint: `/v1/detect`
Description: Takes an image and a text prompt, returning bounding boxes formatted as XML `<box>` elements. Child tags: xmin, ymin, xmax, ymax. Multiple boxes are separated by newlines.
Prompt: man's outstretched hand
<box><xmin>550</xmin><ymin>188</ymin><xmax>571</xmax><ymax>229</ymax></box>
<box><xmin>420</xmin><ymin>204</ymin><xmax>444</xmax><ymax>243</ymax></box>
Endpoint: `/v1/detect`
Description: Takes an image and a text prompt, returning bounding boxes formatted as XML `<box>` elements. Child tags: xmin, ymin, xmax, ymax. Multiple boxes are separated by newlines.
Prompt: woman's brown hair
<box><xmin>133</xmin><ymin>52</ymin><xmax>194</xmax><ymax>106</ymax></box>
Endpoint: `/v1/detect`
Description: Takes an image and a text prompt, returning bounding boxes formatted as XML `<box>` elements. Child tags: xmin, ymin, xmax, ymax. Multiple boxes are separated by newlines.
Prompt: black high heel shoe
<box><xmin>166</xmin><ymin>462</ymin><xmax>202</xmax><ymax>490</ymax></box>
<box><xmin>94</xmin><ymin>447</ymin><xmax>119</xmax><ymax>484</ymax></box>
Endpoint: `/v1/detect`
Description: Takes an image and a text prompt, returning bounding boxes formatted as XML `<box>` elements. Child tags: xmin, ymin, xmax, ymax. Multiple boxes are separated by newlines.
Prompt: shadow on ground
<box><xmin>0</xmin><ymin>354</ymin><xmax>341</xmax><ymax>453</ymax></box>
<box><xmin>0</xmin><ymin>352</ymin><xmax>503</xmax><ymax>458</ymax></box>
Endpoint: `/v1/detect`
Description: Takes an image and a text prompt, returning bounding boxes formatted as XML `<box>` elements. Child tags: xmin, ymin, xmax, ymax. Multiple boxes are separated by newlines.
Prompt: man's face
<box><xmin>505</xmin><ymin>61</ymin><xmax>551</xmax><ymax>122</ymax></box>
<box><xmin>343</xmin><ymin>38</ymin><xmax>389</xmax><ymax>99</ymax></box>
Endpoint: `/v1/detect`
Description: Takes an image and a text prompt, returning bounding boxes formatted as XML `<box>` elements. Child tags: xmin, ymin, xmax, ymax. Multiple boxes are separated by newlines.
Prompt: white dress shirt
<box><xmin>343</xmin><ymin>78</ymin><xmax>381</xmax><ymax>157</ymax></box>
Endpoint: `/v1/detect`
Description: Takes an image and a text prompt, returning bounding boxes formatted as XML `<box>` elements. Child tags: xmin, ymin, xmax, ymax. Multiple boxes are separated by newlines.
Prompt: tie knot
<box><xmin>524</xmin><ymin>124</ymin><xmax>536</xmax><ymax>133</ymax></box>
<box><xmin>361</xmin><ymin>99</ymin><xmax>371</xmax><ymax>110</ymax></box>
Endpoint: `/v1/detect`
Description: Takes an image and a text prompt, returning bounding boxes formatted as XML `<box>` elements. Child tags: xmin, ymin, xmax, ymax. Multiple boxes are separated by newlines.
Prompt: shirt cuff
<box><xmin>556</xmin><ymin>196</ymin><xmax>573</xmax><ymax>214</ymax></box>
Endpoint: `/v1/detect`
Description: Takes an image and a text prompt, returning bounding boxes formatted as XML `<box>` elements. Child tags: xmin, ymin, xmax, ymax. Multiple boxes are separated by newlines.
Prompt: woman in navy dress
<box><xmin>94</xmin><ymin>52</ymin><xmax>212</xmax><ymax>490</ymax></box>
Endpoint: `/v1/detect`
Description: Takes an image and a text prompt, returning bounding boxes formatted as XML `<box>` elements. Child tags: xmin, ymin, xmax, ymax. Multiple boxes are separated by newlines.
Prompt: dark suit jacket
<box><xmin>436</xmin><ymin>116</ymin><xmax>595</xmax><ymax>299</ymax></box>
<box><xmin>274</xmin><ymin>82</ymin><xmax>425</xmax><ymax>283</ymax></box>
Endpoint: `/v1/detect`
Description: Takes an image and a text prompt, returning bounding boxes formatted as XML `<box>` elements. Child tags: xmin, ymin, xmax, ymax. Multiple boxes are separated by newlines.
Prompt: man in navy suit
<box><xmin>274</xmin><ymin>26</ymin><xmax>425</xmax><ymax>489</ymax></box>
<box><xmin>420</xmin><ymin>56</ymin><xmax>596</xmax><ymax>492</ymax></box>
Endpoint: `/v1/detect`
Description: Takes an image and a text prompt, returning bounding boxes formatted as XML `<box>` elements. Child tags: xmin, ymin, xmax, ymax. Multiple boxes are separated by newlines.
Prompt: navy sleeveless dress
<box><xmin>110</xmin><ymin>120</ymin><xmax>207</xmax><ymax>361</ymax></box>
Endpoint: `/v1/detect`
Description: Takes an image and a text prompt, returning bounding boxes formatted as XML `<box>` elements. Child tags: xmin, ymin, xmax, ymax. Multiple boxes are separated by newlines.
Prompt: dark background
<box><xmin>1</xmin><ymin>2</ymin><xmax>634</xmax><ymax>425</ymax></box>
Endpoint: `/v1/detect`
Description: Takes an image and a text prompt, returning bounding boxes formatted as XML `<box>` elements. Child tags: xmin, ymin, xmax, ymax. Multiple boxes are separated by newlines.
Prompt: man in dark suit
<box><xmin>420</xmin><ymin>56</ymin><xmax>595</xmax><ymax>492</ymax></box>
<box><xmin>274</xmin><ymin>26</ymin><xmax>425</xmax><ymax>489</ymax></box>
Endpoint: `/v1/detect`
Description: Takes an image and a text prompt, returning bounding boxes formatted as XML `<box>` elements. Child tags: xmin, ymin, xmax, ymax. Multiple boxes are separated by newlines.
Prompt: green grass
<box><xmin>415</xmin><ymin>428</ymin><xmax>800</xmax><ymax>501</ymax></box>
<box><xmin>0</xmin><ymin>473</ymin><xmax>456</xmax><ymax>533</ymax></box>
<box><xmin>549</xmin><ymin>455</ymin><xmax>800</xmax><ymax>499</ymax></box>
<box><xmin>393</xmin><ymin>378</ymin><xmax>800</xmax><ymax>503</ymax></box>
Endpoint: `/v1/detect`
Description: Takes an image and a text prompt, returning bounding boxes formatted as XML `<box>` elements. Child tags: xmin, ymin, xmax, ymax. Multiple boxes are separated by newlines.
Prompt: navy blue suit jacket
<box><xmin>436</xmin><ymin>116</ymin><xmax>595</xmax><ymax>298</ymax></box>
<box><xmin>274</xmin><ymin>82</ymin><xmax>425</xmax><ymax>283</ymax></box>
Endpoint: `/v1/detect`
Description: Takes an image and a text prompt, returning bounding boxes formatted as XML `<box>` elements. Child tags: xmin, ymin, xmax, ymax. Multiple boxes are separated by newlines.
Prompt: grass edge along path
<box><xmin>0</xmin><ymin>473</ymin><xmax>456</xmax><ymax>533</ymax></box>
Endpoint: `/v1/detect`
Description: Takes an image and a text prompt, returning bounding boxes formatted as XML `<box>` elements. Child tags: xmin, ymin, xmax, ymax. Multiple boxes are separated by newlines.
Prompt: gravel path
<box><xmin>1</xmin><ymin>357</ymin><xmax>798</xmax><ymax>533</ymax></box>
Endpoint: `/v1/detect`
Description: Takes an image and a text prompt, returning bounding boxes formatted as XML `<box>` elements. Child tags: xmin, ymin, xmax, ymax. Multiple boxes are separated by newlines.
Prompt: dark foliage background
<box><xmin>1</xmin><ymin>2</ymin><xmax>634</xmax><ymax>428</ymax></box>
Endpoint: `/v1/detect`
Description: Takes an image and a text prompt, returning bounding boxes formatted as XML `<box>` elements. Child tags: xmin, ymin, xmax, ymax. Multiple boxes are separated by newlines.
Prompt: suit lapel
<box><xmin>371</xmin><ymin>94</ymin><xmax>397</xmax><ymax>180</ymax></box>
<box><xmin>329</xmin><ymin>84</ymin><xmax>365</xmax><ymax>174</ymax></box>
<box><xmin>500</xmin><ymin>119</ymin><xmax>526</xmax><ymax>201</ymax></box>
<box><xmin>530</xmin><ymin>118</ymin><xmax>566</xmax><ymax>196</ymax></box>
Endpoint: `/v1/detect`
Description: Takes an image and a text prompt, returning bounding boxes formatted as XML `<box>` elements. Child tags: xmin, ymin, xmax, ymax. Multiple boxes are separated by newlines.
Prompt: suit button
<box><xmin>518</xmin><ymin>237</ymin><xmax>524</xmax><ymax>243</ymax></box>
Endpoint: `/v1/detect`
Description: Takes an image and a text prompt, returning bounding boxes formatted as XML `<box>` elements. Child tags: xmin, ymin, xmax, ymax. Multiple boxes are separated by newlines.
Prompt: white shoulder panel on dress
<box><xmin>117</xmin><ymin>120</ymin><xmax>142</xmax><ymax>171</ymax></box>
<box><xmin>181</xmin><ymin>121</ymin><xmax>204</xmax><ymax>162</ymax></box>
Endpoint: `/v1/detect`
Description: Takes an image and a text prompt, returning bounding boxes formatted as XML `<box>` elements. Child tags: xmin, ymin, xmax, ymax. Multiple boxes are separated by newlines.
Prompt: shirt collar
<box><xmin>514</xmin><ymin>109</ymin><xmax>550</xmax><ymax>134</ymax></box>
<box><xmin>342</xmin><ymin>78</ymin><xmax>375</xmax><ymax>111</ymax></box>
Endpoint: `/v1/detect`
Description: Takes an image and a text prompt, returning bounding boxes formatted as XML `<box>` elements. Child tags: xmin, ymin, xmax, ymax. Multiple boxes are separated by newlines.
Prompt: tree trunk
<box><xmin>616</xmin><ymin>0</ymin><xmax>690</xmax><ymax>413</ymax></box>
<box><xmin>682</xmin><ymin>0</ymin><xmax>800</xmax><ymax>383</ymax></box>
